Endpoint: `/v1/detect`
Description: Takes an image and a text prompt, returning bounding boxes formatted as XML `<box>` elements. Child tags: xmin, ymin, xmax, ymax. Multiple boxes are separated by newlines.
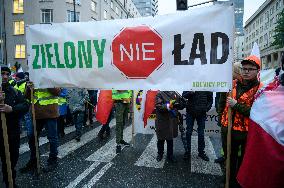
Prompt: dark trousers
<box><xmin>157</xmin><ymin>139</ymin><xmax>173</xmax><ymax>157</ymax></box>
<box><xmin>100</xmin><ymin>110</ymin><xmax>112</xmax><ymax>134</ymax></box>
<box><xmin>0</xmin><ymin>134</ymin><xmax>20</xmax><ymax>187</ymax></box>
<box><xmin>115</xmin><ymin>103</ymin><xmax>129</xmax><ymax>144</ymax></box>
<box><xmin>222</xmin><ymin>126</ymin><xmax>247</xmax><ymax>188</ymax></box>
<box><xmin>57</xmin><ymin>115</ymin><xmax>66</xmax><ymax>136</ymax></box>
<box><xmin>185</xmin><ymin>113</ymin><xmax>206</xmax><ymax>154</ymax></box>
<box><xmin>28</xmin><ymin>118</ymin><xmax>58</xmax><ymax>161</ymax></box>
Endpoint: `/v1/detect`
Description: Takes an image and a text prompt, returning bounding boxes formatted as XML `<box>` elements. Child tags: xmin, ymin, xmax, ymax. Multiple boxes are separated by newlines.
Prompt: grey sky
<box><xmin>158</xmin><ymin>0</ymin><xmax>267</xmax><ymax>25</ymax></box>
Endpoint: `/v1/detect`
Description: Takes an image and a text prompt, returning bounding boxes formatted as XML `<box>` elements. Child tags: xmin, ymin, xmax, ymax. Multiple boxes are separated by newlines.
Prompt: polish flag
<box><xmin>141</xmin><ymin>90</ymin><xmax>158</xmax><ymax>127</ymax></box>
<box><xmin>96</xmin><ymin>90</ymin><xmax>114</xmax><ymax>125</ymax></box>
<box><xmin>237</xmin><ymin>79</ymin><xmax>284</xmax><ymax>188</ymax></box>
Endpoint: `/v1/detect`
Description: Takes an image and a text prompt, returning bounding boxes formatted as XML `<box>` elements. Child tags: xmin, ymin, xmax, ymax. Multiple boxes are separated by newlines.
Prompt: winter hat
<box><xmin>16</xmin><ymin>72</ymin><xmax>25</xmax><ymax>79</ymax></box>
<box><xmin>1</xmin><ymin>65</ymin><xmax>11</xmax><ymax>75</ymax></box>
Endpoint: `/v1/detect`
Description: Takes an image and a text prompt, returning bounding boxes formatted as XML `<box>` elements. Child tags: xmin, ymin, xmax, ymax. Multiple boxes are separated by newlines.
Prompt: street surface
<box><xmin>1</xmin><ymin>119</ymin><xmax>224</xmax><ymax>188</ymax></box>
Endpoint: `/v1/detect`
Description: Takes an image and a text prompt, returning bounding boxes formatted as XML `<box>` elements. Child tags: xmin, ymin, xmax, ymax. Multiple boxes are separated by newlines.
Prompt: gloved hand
<box><xmin>166</xmin><ymin>100</ymin><xmax>176</xmax><ymax>110</ymax></box>
<box><xmin>227</xmin><ymin>97</ymin><xmax>237</xmax><ymax>107</ymax></box>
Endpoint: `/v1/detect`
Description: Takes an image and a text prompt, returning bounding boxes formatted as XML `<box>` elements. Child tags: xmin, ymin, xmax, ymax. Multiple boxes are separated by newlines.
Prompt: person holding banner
<box><xmin>215</xmin><ymin>62</ymin><xmax>242</xmax><ymax>164</ymax></box>
<box><xmin>20</xmin><ymin>86</ymin><xmax>61</xmax><ymax>173</ymax></box>
<box><xmin>155</xmin><ymin>91</ymin><xmax>185</xmax><ymax>163</ymax></box>
<box><xmin>220</xmin><ymin>55</ymin><xmax>263</xmax><ymax>188</ymax></box>
<box><xmin>0</xmin><ymin>65</ymin><xmax>29</xmax><ymax>187</ymax></box>
<box><xmin>112</xmin><ymin>90</ymin><xmax>132</xmax><ymax>154</ymax></box>
<box><xmin>182</xmin><ymin>91</ymin><xmax>213</xmax><ymax>161</ymax></box>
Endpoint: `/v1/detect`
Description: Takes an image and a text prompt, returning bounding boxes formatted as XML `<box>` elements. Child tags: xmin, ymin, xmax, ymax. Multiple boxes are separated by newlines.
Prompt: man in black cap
<box><xmin>0</xmin><ymin>65</ymin><xmax>29</xmax><ymax>187</ymax></box>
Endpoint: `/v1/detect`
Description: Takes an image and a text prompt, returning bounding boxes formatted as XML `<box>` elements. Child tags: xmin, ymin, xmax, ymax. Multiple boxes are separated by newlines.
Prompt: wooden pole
<box><xmin>225</xmin><ymin>105</ymin><xmax>232</xmax><ymax>188</ymax></box>
<box><xmin>0</xmin><ymin>93</ymin><xmax>13</xmax><ymax>188</ymax></box>
<box><xmin>30</xmin><ymin>86</ymin><xmax>41</xmax><ymax>175</ymax></box>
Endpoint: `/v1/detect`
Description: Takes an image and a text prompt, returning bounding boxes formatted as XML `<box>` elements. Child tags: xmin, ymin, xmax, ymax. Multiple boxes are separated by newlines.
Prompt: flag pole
<box><xmin>225</xmin><ymin>3</ymin><xmax>235</xmax><ymax>185</ymax></box>
<box><xmin>131</xmin><ymin>90</ymin><xmax>135</xmax><ymax>146</ymax></box>
<box><xmin>0</xmin><ymin>88</ymin><xmax>13</xmax><ymax>188</ymax></box>
<box><xmin>30</xmin><ymin>84</ymin><xmax>41</xmax><ymax>175</ymax></box>
<box><xmin>225</xmin><ymin>105</ymin><xmax>232</xmax><ymax>188</ymax></box>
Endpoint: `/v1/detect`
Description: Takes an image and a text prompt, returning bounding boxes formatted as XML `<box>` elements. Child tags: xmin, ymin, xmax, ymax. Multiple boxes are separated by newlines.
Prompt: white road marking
<box><xmin>86</xmin><ymin>125</ymin><xmax>133</xmax><ymax>162</ymax></box>
<box><xmin>82</xmin><ymin>162</ymin><xmax>113</xmax><ymax>188</ymax></box>
<box><xmin>65</xmin><ymin>124</ymin><xmax>131</xmax><ymax>188</ymax></box>
<box><xmin>191</xmin><ymin>136</ymin><xmax>223</xmax><ymax>176</ymax></box>
<box><xmin>42</xmin><ymin>120</ymin><xmax>116</xmax><ymax>158</ymax></box>
<box><xmin>134</xmin><ymin>135</ymin><xmax>166</xmax><ymax>168</ymax></box>
<box><xmin>19</xmin><ymin>126</ymin><xmax>76</xmax><ymax>155</ymax></box>
<box><xmin>65</xmin><ymin>161</ymin><xmax>101</xmax><ymax>188</ymax></box>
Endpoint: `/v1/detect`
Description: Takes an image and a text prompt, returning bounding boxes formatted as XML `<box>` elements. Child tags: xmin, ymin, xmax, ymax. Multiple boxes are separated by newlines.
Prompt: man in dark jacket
<box><xmin>0</xmin><ymin>66</ymin><xmax>29</xmax><ymax>187</ymax></box>
<box><xmin>182</xmin><ymin>91</ymin><xmax>213</xmax><ymax>161</ymax></box>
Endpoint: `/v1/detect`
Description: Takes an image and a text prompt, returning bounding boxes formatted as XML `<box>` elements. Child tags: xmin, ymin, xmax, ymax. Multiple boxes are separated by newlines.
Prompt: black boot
<box><xmin>43</xmin><ymin>157</ymin><xmax>58</xmax><ymax>172</ymax></box>
<box><xmin>105</xmin><ymin>127</ymin><xmax>111</xmax><ymax>138</ymax></box>
<box><xmin>156</xmin><ymin>154</ymin><xmax>163</xmax><ymax>162</ymax></box>
<box><xmin>166</xmin><ymin>155</ymin><xmax>177</xmax><ymax>163</ymax></box>
<box><xmin>183</xmin><ymin>151</ymin><xmax>190</xmax><ymax>161</ymax></box>
<box><xmin>116</xmin><ymin>145</ymin><xmax>121</xmax><ymax>154</ymax></box>
<box><xmin>19</xmin><ymin>159</ymin><xmax>37</xmax><ymax>173</ymax></box>
<box><xmin>98</xmin><ymin>129</ymin><xmax>104</xmax><ymax>140</ymax></box>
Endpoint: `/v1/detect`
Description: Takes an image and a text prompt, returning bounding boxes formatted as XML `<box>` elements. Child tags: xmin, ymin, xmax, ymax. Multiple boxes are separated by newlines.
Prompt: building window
<box><xmin>14</xmin><ymin>20</ymin><xmax>25</xmax><ymax>35</ymax></box>
<box><xmin>276</xmin><ymin>1</ymin><xmax>279</xmax><ymax>10</ymax></box>
<box><xmin>121</xmin><ymin>11</ymin><xmax>123</xmax><ymax>18</ymax></box>
<box><xmin>66</xmin><ymin>0</ymin><xmax>81</xmax><ymax>5</ymax></box>
<box><xmin>91</xmin><ymin>1</ymin><xmax>96</xmax><ymax>12</ymax></box>
<box><xmin>13</xmin><ymin>0</ymin><xmax>24</xmax><ymax>14</ymax></box>
<box><xmin>104</xmin><ymin>10</ymin><xmax>107</xmax><ymax>19</ymax></box>
<box><xmin>41</xmin><ymin>9</ymin><xmax>53</xmax><ymax>23</ymax></box>
<box><xmin>115</xmin><ymin>7</ymin><xmax>119</xmax><ymax>14</ymax></box>
<box><xmin>15</xmin><ymin>45</ymin><xmax>25</xmax><ymax>59</ymax></box>
<box><xmin>67</xmin><ymin>10</ymin><xmax>80</xmax><ymax>22</ymax></box>
<box><xmin>111</xmin><ymin>1</ymin><xmax>114</xmax><ymax>9</ymax></box>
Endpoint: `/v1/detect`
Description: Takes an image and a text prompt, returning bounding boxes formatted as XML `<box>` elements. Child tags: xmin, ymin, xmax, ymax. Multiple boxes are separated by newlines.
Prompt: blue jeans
<box><xmin>73</xmin><ymin>111</ymin><xmax>85</xmax><ymax>136</ymax></box>
<box><xmin>29</xmin><ymin>118</ymin><xmax>58</xmax><ymax>160</ymax></box>
<box><xmin>24</xmin><ymin>111</ymin><xmax>33</xmax><ymax>138</ymax></box>
<box><xmin>185</xmin><ymin>113</ymin><xmax>206</xmax><ymax>154</ymax></box>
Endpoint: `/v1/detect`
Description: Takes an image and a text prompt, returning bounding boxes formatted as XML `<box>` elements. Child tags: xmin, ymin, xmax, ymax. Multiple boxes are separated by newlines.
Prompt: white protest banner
<box><xmin>180</xmin><ymin>107</ymin><xmax>221</xmax><ymax>137</ymax></box>
<box><xmin>133</xmin><ymin>90</ymin><xmax>155</xmax><ymax>134</ymax></box>
<box><xmin>27</xmin><ymin>3</ymin><xmax>233</xmax><ymax>91</ymax></box>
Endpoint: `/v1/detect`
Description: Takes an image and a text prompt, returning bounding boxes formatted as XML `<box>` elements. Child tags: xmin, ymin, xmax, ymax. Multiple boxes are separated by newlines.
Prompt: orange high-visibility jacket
<box><xmin>221</xmin><ymin>80</ymin><xmax>263</xmax><ymax>132</ymax></box>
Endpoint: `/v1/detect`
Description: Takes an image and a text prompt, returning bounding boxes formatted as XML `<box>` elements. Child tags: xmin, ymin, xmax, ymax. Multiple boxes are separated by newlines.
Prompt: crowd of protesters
<box><xmin>0</xmin><ymin>53</ymin><xmax>283</xmax><ymax>188</ymax></box>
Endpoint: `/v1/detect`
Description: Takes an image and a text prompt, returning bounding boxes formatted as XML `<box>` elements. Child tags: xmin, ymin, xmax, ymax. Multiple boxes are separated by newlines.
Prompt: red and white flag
<box><xmin>237</xmin><ymin>80</ymin><xmax>284</xmax><ymax>188</ymax></box>
<box><xmin>142</xmin><ymin>90</ymin><xmax>158</xmax><ymax>127</ymax></box>
<box><xmin>96</xmin><ymin>90</ymin><xmax>114</xmax><ymax>125</ymax></box>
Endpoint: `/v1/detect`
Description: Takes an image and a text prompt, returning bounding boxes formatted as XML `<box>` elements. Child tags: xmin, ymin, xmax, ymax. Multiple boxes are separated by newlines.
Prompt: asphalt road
<box><xmin>1</xmin><ymin>119</ymin><xmax>224</xmax><ymax>188</ymax></box>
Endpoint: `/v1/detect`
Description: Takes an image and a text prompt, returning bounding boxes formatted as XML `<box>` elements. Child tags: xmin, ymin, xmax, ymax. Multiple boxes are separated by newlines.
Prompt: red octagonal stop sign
<box><xmin>111</xmin><ymin>26</ymin><xmax>163</xmax><ymax>79</ymax></box>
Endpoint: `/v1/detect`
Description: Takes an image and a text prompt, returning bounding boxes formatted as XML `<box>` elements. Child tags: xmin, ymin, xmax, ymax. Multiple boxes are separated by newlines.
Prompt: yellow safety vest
<box><xmin>9</xmin><ymin>79</ymin><xmax>15</xmax><ymax>85</ymax></box>
<box><xmin>34</xmin><ymin>89</ymin><xmax>58</xmax><ymax>106</ymax></box>
<box><xmin>58</xmin><ymin>97</ymin><xmax>67</xmax><ymax>106</ymax></box>
<box><xmin>112</xmin><ymin>90</ymin><xmax>132</xmax><ymax>100</ymax></box>
<box><xmin>14</xmin><ymin>82</ymin><xmax>26</xmax><ymax>93</ymax></box>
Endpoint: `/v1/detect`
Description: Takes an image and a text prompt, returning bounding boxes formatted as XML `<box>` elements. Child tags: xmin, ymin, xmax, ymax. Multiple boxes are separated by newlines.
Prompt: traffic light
<box><xmin>176</xmin><ymin>0</ymin><xmax>188</xmax><ymax>10</ymax></box>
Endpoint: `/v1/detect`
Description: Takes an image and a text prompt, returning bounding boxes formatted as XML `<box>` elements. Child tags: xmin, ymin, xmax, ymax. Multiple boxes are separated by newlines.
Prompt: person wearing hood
<box><xmin>0</xmin><ymin>65</ymin><xmax>29</xmax><ymax>187</ymax></box>
<box><xmin>219</xmin><ymin>55</ymin><xmax>264</xmax><ymax>187</ymax></box>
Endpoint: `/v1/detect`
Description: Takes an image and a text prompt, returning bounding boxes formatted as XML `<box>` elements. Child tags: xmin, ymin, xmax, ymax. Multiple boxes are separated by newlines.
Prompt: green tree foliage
<box><xmin>272</xmin><ymin>9</ymin><xmax>284</xmax><ymax>49</ymax></box>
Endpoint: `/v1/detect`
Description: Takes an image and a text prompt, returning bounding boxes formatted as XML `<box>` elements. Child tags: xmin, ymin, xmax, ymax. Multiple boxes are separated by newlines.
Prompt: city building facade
<box><xmin>233</xmin><ymin>0</ymin><xmax>244</xmax><ymax>35</ymax></box>
<box><xmin>0</xmin><ymin>0</ymin><xmax>4</xmax><ymax>65</ymax></box>
<box><xmin>3</xmin><ymin>0</ymin><xmax>140</xmax><ymax>70</ymax></box>
<box><xmin>244</xmin><ymin>0</ymin><xmax>284</xmax><ymax>69</ymax></box>
<box><xmin>234</xmin><ymin>35</ymin><xmax>245</xmax><ymax>62</ymax></box>
<box><xmin>132</xmin><ymin>0</ymin><xmax>158</xmax><ymax>17</ymax></box>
